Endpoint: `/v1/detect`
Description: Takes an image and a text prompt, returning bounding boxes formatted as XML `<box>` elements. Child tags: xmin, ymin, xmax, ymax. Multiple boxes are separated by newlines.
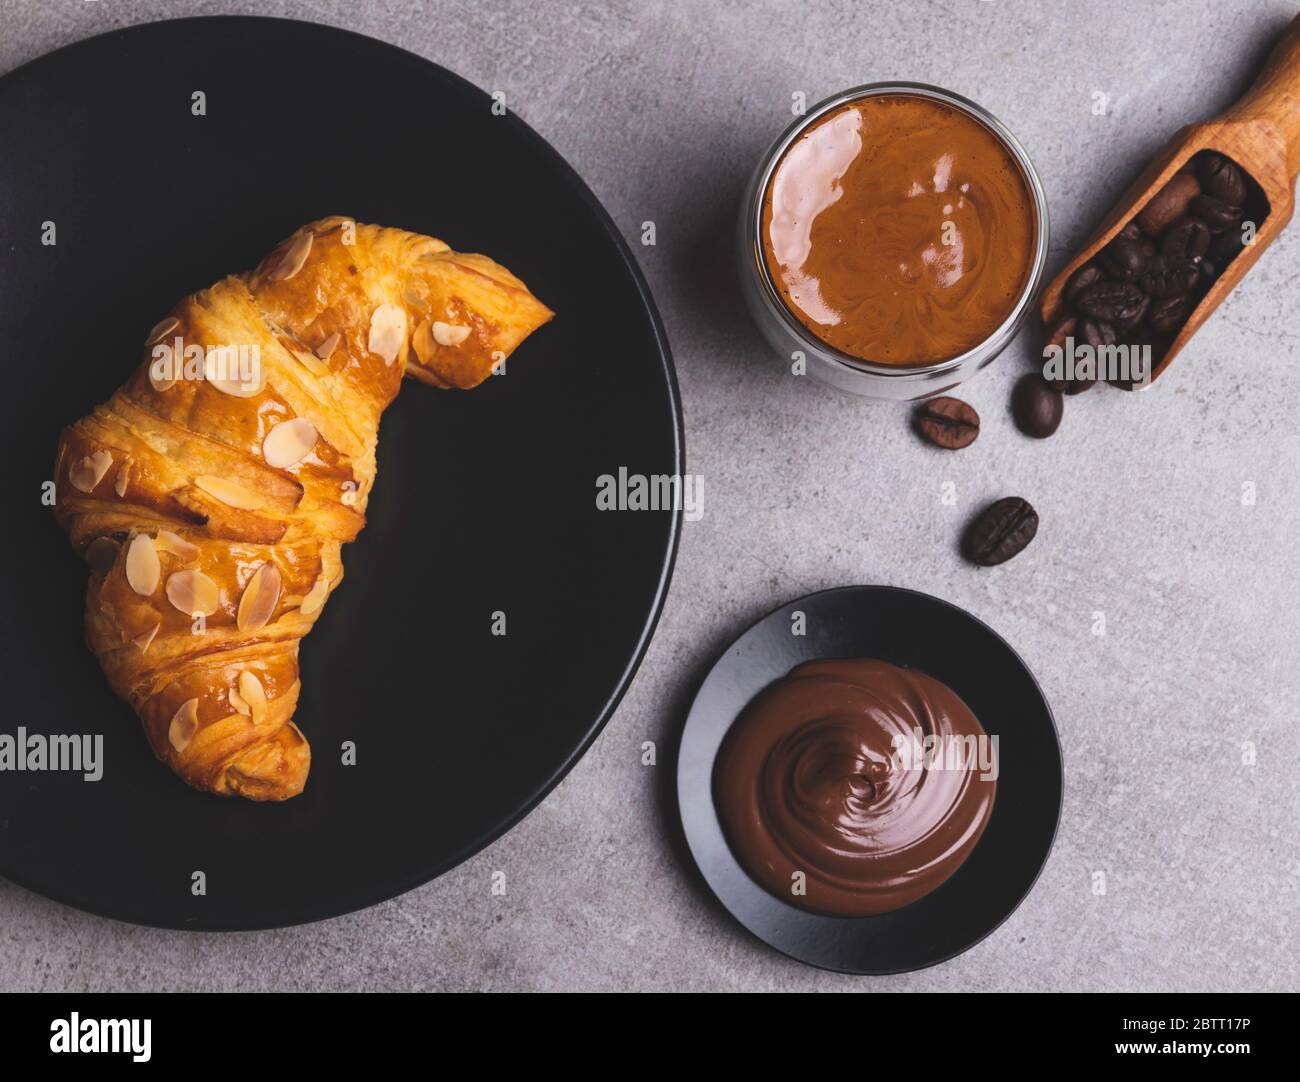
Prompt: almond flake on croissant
<box><xmin>53</xmin><ymin>218</ymin><xmax>552</xmax><ymax>800</ymax></box>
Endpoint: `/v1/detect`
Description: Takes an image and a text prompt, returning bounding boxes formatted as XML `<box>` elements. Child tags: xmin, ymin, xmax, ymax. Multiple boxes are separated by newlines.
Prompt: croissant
<box><xmin>52</xmin><ymin>218</ymin><xmax>552</xmax><ymax>800</ymax></box>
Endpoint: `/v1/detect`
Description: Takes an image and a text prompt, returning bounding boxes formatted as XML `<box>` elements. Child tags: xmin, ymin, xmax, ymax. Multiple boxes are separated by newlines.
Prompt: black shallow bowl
<box><xmin>0</xmin><ymin>17</ymin><xmax>681</xmax><ymax>929</ymax></box>
<box><xmin>677</xmin><ymin>586</ymin><xmax>1062</xmax><ymax>974</ymax></box>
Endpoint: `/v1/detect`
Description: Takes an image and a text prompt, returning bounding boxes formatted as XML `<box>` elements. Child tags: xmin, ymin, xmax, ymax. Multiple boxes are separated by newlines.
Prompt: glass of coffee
<box><xmin>738</xmin><ymin>83</ymin><xmax>1049</xmax><ymax>400</ymax></box>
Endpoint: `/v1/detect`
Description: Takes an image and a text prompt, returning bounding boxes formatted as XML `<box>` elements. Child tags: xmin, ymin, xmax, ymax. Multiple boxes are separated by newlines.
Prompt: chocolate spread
<box><xmin>761</xmin><ymin>94</ymin><xmax>1034</xmax><ymax>366</ymax></box>
<box><xmin>714</xmin><ymin>658</ymin><xmax>997</xmax><ymax>917</ymax></box>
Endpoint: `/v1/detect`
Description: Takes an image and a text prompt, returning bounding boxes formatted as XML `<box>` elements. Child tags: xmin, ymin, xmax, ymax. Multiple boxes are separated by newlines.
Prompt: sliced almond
<box><xmin>229</xmin><ymin>687</ymin><xmax>251</xmax><ymax>716</ymax></box>
<box><xmin>132</xmin><ymin>621</ymin><xmax>161</xmax><ymax>653</ymax></box>
<box><xmin>85</xmin><ymin>536</ymin><xmax>121</xmax><ymax>575</ymax></box>
<box><xmin>291</xmin><ymin>345</ymin><xmax>330</xmax><ymax>377</ymax></box>
<box><xmin>315</xmin><ymin>332</ymin><xmax>341</xmax><ymax>360</ymax></box>
<box><xmin>168</xmin><ymin>698</ymin><xmax>200</xmax><ymax>753</ymax></box>
<box><xmin>145</xmin><ymin>316</ymin><xmax>180</xmax><ymax>346</ymax></box>
<box><xmin>148</xmin><ymin>354</ymin><xmax>178</xmax><ymax>393</ymax></box>
<box><xmin>236</xmin><ymin>562</ymin><xmax>282</xmax><ymax>631</ymax></box>
<box><xmin>166</xmin><ymin>569</ymin><xmax>219</xmax><ymax>617</ymax></box>
<box><xmin>194</xmin><ymin>475</ymin><xmax>264</xmax><ymax>511</ymax></box>
<box><xmin>298</xmin><ymin>574</ymin><xmax>330</xmax><ymax>617</ymax></box>
<box><xmin>125</xmin><ymin>534</ymin><xmax>161</xmax><ymax>596</ymax></box>
<box><xmin>69</xmin><ymin>450</ymin><xmax>114</xmax><ymax>493</ymax></box>
<box><xmin>269</xmin><ymin>232</ymin><xmax>313</xmax><ymax>281</ymax></box>
<box><xmin>239</xmin><ymin>670</ymin><xmax>270</xmax><ymax>725</ymax></box>
<box><xmin>155</xmin><ymin>529</ymin><xmax>200</xmax><ymax>561</ymax></box>
<box><xmin>262</xmin><ymin>417</ymin><xmax>317</xmax><ymax>469</ymax></box>
<box><xmin>368</xmin><ymin>303</ymin><xmax>406</xmax><ymax>366</ymax></box>
<box><xmin>412</xmin><ymin>319</ymin><xmax>437</xmax><ymax>365</ymax></box>
<box><xmin>275</xmin><ymin>334</ymin><xmax>329</xmax><ymax>378</ymax></box>
<box><xmin>114</xmin><ymin>459</ymin><xmax>132</xmax><ymax>498</ymax></box>
<box><xmin>203</xmin><ymin>345</ymin><xmax>264</xmax><ymax>397</ymax></box>
<box><xmin>432</xmin><ymin>320</ymin><xmax>471</xmax><ymax>347</ymax></box>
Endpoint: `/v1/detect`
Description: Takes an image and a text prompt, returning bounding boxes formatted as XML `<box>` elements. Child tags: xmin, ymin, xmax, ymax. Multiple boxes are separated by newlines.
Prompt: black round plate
<box><xmin>677</xmin><ymin>586</ymin><xmax>1062</xmax><ymax>974</ymax></box>
<box><xmin>0</xmin><ymin>17</ymin><xmax>681</xmax><ymax>929</ymax></box>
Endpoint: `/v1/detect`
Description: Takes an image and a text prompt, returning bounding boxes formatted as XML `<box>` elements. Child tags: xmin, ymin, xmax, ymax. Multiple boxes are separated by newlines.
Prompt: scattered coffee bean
<box><xmin>1148</xmin><ymin>293</ymin><xmax>1194</xmax><ymax>334</ymax></box>
<box><xmin>1190</xmin><ymin>194</ymin><xmax>1242</xmax><ymax>234</ymax></box>
<box><xmin>1076</xmin><ymin>280</ymin><xmax>1146</xmax><ymax>324</ymax></box>
<box><xmin>1160</xmin><ymin>216</ymin><xmax>1211</xmax><ymax>260</ymax></box>
<box><xmin>1041</xmin><ymin>369</ymin><xmax>1072</xmax><ymax>394</ymax></box>
<box><xmin>1135</xmin><ymin>172</ymin><xmax>1200</xmax><ymax>235</ymax></box>
<box><xmin>1099</xmin><ymin>236</ymin><xmax>1148</xmax><ymax>282</ymax></box>
<box><xmin>1198</xmin><ymin>153</ymin><xmax>1247</xmax><ymax>206</ymax></box>
<box><xmin>964</xmin><ymin>497</ymin><xmax>1039</xmax><ymax>566</ymax></box>
<box><xmin>1012</xmin><ymin>375</ymin><xmax>1063</xmax><ymax>439</ymax></box>
<box><xmin>915</xmin><ymin>396</ymin><xmax>980</xmax><ymax>450</ymax></box>
<box><xmin>1140</xmin><ymin>254</ymin><xmax>1200</xmax><ymax>298</ymax></box>
<box><xmin>1063</xmin><ymin>263</ymin><xmax>1103</xmax><ymax>306</ymax></box>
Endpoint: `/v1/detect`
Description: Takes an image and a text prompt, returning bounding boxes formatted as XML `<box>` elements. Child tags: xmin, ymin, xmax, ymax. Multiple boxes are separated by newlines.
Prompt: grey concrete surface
<box><xmin>2</xmin><ymin>0</ymin><xmax>1298</xmax><ymax>992</ymax></box>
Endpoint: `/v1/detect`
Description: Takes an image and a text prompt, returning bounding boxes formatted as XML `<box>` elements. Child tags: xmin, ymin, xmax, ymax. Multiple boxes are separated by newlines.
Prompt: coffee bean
<box><xmin>1106</xmin><ymin>330</ymin><xmax>1152</xmax><ymax>390</ymax></box>
<box><xmin>1063</xmin><ymin>263</ymin><xmax>1104</xmax><ymax>307</ymax></box>
<box><xmin>1064</xmin><ymin>318</ymin><xmax>1115</xmax><ymax>395</ymax></box>
<box><xmin>1113</xmin><ymin>290</ymin><xmax>1150</xmax><ymax>332</ymax></box>
<box><xmin>1042</xmin><ymin>364</ymin><xmax>1085</xmax><ymax>395</ymax></box>
<box><xmin>1207</xmin><ymin>227</ymin><xmax>1246</xmax><ymax>268</ymax></box>
<box><xmin>1042</xmin><ymin>311</ymin><xmax>1076</xmax><ymax>390</ymax></box>
<box><xmin>964</xmin><ymin>497</ymin><xmax>1039</xmax><ymax>566</ymax></box>
<box><xmin>1042</xmin><ymin>312</ymin><xmax>1078</xmax><ymax>391</ymax></box>
<box><xmin>1160</xmin><ymin>216</ymin><xmax>1211</xmax><ymax>260</ymax></box>
<box><xmin>1135</xmin><ymin>172</ymin><xmax>1200</xmax><ymax>236</ymax></box>
<box><xmin>1190</xmin><ymin>194</ymin><xmax>1242</xmax><ymax>234</ymax></box>
<box><xmin>1078</xmin><ymin>317</ymin><xmax>1116</xmax><ymax>348</ymax></box>
<box><xmin>1076</xmin><ymin>281</ymin><xmax>1146</xmax><ymax>324</ymax></box>
<box><xmin>915</xmin><ymin>396</ymin><xmax>979</xmax><ymax>450</ymax></box>
<box><xmin>1140</xmin><ymin>254</ymin><xmax>1200</xmax><ymax>298</ymax></box>
<box><xmin>1147</xmin><ymin>293</ymin><xmax>1193</xmax><ymax>334</ymax></box>
<box><xmin>1198</xmin><ymin>154</ymin><xmax>1247</xmax><ymax>206</ymax></box>
<box><xmin>1119</xmin><ymin>220</ymin><xmax>1142</xmax><ymax>240</ymax></box>
<box><xmin>1012</xmin><ymin>374</ymin><xmax>1063</xmax><ymax>439</ymax></box>
<box><xmin>1099</xmin><ymin>236</ymin><xmax>1148</xmax><ymax>282</ymax></box>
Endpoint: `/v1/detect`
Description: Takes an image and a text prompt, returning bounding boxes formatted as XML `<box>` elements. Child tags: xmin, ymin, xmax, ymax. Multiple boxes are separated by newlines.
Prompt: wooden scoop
<box><xmin>1040</xmin><ymin>14</ymin><xmax>1300</xmax><ymax>383</ymax></box>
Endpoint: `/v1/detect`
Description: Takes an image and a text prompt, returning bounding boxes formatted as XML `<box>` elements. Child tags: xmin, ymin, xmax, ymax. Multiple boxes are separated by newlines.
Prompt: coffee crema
<box><xmin>713</xmin><ymin>658</ymin><xmax>996</xmax><ymax>917</ymax></box>
<box><xmin>761</xmin><ymin>94</ymin><xmax>1034</xmax><ymax>366</ymax></box>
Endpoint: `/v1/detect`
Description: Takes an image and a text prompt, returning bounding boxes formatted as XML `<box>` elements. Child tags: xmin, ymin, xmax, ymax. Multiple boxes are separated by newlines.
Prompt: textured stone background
<box><xmin>3</xmin><ymin>0</ymin><xmax>1298</xmax><ymax>992</ymax></box>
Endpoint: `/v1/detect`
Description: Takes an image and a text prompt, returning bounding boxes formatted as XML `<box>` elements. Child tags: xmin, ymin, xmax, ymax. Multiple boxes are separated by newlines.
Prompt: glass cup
<box><xmin>737</xmin><ymin>83</ymin><xmax>1050</xmax><ymax>401</ymax></box>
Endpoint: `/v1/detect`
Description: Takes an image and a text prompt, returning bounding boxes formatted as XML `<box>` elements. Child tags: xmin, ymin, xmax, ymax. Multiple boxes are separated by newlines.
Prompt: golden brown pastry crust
<box><xmin>53</xmin><ymin>218</ymin><xmax>552</xmax><ymax>800</ymax></box>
